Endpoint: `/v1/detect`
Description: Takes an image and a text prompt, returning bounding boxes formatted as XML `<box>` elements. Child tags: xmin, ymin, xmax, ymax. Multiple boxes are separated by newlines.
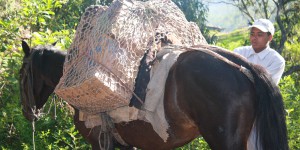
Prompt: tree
<box><xmin>172</xmin><ymin>0</ymin><xmax>209</xmax><ymax>39</ymax></box>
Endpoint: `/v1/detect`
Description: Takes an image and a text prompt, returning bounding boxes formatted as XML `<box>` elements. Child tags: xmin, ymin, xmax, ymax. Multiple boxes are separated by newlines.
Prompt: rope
<box><xmin>97</xmin><ymin>113</ymin><xmax>129</xmax><ymax>149</ymax></box>
<box><xmin>53</xmin><ymin>95</ymin><xmax>57</xmax><ymax>120</ymax></box>
<box><xmin>240</xmin><ymin>66</ymin><xmax>254</xmax><ymax>83</ymax></box>
<box><xmin>187</xmin><ymin>46</ymin><xmax>255</xmax><ymax>83</ymax></box>
<box><xmin>46</xmin><ymin>95</ymin><xmax>54</xmax><ymax>114</ymax></box>
<box><xmin>46</xmin><ymin>95</ymin><xmax>57</xmax><ymax>120</ymax></box>
<box><xmin>32</xmin><ymin>120</ymin><xmax>36</xmax><ymax>150</ymax></box>
<box><xmin>98</xmin><ymin>113</ymin><xmax>113</xmax><ymax>150</ymax></box>
<box><xmin>54</xmin><ymin>99</ymin><xmax>57</xmax><ymax>120</ymax></box>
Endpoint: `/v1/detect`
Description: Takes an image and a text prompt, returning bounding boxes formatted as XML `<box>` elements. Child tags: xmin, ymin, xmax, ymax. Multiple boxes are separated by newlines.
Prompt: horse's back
<box><xmin>164</xmin><ymin>50</ymin><xmax>256</xmax><ymax>149</ymax></box>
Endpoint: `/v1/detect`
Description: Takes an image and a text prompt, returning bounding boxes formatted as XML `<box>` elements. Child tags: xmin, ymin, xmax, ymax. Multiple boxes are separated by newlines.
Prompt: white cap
<box><xmin>249</xmin><ymin>19</ymin><xmax>275</xmax><ymax>35</ymax></box>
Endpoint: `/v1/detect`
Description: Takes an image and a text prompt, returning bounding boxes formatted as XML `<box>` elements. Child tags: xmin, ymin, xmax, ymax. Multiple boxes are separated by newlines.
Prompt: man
<box><xmin>234</xmin><ymin>19</ymin><xmax>285</xmax><ymax>150</ymax></box>
<box><xmin>234</xmin><ymin>18</ymin><xmax>285</xmax><ymax>85</ymax></box>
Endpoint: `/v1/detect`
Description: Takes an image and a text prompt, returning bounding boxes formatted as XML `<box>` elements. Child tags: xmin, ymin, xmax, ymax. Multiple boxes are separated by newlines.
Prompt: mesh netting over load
<box><xmin>55</xmin><ymin>0</ymin><xmax>207</xmax><ymax>114</ymax></box>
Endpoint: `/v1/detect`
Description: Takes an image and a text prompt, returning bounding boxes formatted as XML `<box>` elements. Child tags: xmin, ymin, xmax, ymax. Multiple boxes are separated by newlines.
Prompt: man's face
<box><xmin>250</xmin><ymin>27</ymin><xmax>273</xmax><ymax>53</ymax></box>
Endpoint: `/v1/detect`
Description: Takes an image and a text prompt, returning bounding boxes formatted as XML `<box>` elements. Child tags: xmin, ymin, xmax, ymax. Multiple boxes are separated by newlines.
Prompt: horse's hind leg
<box><xmin>197</xmin><ymin>116</ymin><xmax>251</xmax><ymax>150</ymax></box>
<box><xmin>199</xmin><ymin>93</ymin><xmax>255</xmax><ymax>150</ymax></box>
<box><xmin>118</xmin><ymin>146</ymin><xmax>136</xmax><ymax>150</ymax></box>
<box><xmin>196</xmin><ymin>105</ymin><xmax>254</xmax><ymax>150</ymax></box>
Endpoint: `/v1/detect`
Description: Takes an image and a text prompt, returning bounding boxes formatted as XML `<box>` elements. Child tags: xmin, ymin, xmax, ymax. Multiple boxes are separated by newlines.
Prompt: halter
<box><xmin>20</xmin><ymin>54</ymin><xmax>39</xmax><ymax>120</ymax></box>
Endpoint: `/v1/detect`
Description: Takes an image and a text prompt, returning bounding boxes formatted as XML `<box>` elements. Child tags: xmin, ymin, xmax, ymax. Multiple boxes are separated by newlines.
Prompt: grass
<box><xmin>211</xmin><ymin>27</ymin><xmax>249</xmax><ymax>51</ymax></box>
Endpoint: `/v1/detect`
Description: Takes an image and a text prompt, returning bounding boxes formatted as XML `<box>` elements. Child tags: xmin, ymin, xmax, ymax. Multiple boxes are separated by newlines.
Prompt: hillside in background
<box><xmin>214</xmin><ymin>27</ymin><xmax>249</xmax><ymax>50</ymax></box>
<box><xmin>206</xmin><ymin>1</ymin><xmax>249</xmax><ymax>32</ymax></box>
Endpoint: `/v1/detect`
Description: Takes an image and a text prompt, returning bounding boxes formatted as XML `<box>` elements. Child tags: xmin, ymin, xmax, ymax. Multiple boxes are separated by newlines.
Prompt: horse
<box><xmin>19</xmin><ymin>40</ymin><xmax>288</xmax><ymax>150</ymax></box>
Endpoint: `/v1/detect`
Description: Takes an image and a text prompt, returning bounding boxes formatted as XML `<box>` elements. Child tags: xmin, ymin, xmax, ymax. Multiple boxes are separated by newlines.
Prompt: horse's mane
<box><xmin>31</xmin><ymin>44</ymin><xmax>66</xmax><ymax>59</ymax></box>
<box><xmin>32</xmin><ymin>44</ymin><xmax>65</xmax><ymax>62</ymax></box>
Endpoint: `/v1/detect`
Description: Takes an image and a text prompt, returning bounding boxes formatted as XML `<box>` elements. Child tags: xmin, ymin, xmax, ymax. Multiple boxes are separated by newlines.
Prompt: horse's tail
<box><xmin>249</xmin><ymin>65</ymin><xmax>288</xmax><ymax>150</ymax></box>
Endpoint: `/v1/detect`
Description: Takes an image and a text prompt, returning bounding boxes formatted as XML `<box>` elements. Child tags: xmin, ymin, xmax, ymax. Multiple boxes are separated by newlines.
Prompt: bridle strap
<box><xmin>21</xmin><ymin>56</ymin><xmax>37</xmax><ymax>118</ymax></box>
<box><xmin>21</xmin><ymin>55</ymin><xmax>38</xmax><ymax>150</ymax></box>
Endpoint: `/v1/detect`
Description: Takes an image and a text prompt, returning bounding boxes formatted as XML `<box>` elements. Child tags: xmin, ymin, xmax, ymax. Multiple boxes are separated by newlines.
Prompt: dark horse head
<box><xmin>19</xmin><ymin>41</ymin><xmax>65</xmax><ymax>122</ymax></box>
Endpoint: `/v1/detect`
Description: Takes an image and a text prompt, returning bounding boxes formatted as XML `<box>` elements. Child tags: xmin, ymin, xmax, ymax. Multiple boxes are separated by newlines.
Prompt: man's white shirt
<box><xmin>233</xmin><ymin>46</ymin><xmax>285</xmax><ymax>85</ymax></box>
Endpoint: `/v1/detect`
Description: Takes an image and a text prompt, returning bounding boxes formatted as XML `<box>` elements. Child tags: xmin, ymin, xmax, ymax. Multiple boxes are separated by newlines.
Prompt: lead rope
<box><xmin>42</xmin><ymin>94</ymin><xmax>57</xmax><ymax>120</ymax></box>
<box><xmin>52</xmin><ymin>95</ymin><xmax>57</xmax><ymax>120</ymax></box>
<box><xmin>29</xmin><ymin>58</ymin><xmax>36</xmax><ymax>150</ymax></box>
<box><xmin>54</xmin><ymin>97</ymin><xmax>57</xmax><ymax>120</ymax></box>
<box><xmin>98</xmin><ymin>113</ymin><xmax>114</xmax><ymax>150</ymax></box>
<box><xmin>30</xmin><ymin>95</ymin><xmax>58</xmax><ymax>150</ymax></box>
<box><xmin>32</xmin><ymin>120</ymin><xmax>36</xmax><ymax>150</ymax></box>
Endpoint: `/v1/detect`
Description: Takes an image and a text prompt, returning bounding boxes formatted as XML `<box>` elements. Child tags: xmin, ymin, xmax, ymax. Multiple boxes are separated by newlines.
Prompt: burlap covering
<box><xmin>55</xmin><ymin>0</ymin><xmax>207</xmax><ymax>114</ymax></box>
<box><xmin>79</xmin><ymin>106</ymin><xmax>142</xmax><ymax>128</ymax></box>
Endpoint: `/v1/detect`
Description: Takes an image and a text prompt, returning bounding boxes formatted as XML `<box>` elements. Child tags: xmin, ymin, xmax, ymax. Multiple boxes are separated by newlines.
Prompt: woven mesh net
<box><xmin>55</xmin><ymin>0</ymin><xmax>207</xmax><ymax>114</ymax></box>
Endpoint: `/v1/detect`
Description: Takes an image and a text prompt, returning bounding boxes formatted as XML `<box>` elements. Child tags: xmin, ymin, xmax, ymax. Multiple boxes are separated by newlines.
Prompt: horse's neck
<box><xmin>40</xmin><ymin>50</ymin><xmax>65</xmax><ymax>87</ymax></box>
<box><xmin>50</xmin><ymin>52</ymin><xmax>65</xmax><ymax>86</ymax></box>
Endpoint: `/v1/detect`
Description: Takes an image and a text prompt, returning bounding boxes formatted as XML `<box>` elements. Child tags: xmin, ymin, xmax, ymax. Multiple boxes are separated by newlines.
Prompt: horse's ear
<box><xmin>52</xmin><ymin>41</ymin><xmax>57</xmax><ymax>46</ymax></box>
<box><xmin>22</xmin><ymin>41</ymin><xmax>30</xmax><ymax>57</ymax></box>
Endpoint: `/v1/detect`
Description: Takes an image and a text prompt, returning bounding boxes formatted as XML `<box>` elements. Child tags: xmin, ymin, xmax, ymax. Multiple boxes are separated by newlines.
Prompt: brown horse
<box><xmin>19</xmin><ymin>41</ymin><xmax>288</xmax><ymax>150</ymax></box>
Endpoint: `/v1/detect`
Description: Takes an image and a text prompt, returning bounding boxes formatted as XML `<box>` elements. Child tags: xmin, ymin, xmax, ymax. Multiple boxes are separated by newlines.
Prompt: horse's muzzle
<box><xmin>21</xmin><ymin>106</ymin><xmax>38</xmax><ymax>122</ymax></box>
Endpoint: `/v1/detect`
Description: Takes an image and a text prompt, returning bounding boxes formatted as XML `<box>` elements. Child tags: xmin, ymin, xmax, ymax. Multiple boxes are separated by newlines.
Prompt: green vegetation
<box><xmin>0</xmin><ymin>0</ymin><xmax>92</xmax><ymax>149</ymax></box>
<box><xmin>214</xmin><ymin>28</ymin><xmax>250</xmax><ymax>50</ymax></box>
<box><xmin>0</xmin><ymin>0</ymin><xmax>299</xmax><ymax>149</ymax></box>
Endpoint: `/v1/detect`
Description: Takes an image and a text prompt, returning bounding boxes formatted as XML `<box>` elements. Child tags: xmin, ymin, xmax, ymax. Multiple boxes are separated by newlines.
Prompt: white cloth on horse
<box><xmin>143</xmin><ymin>47</ymin><xmax>183</xmax><ymax>142</ymax></box>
